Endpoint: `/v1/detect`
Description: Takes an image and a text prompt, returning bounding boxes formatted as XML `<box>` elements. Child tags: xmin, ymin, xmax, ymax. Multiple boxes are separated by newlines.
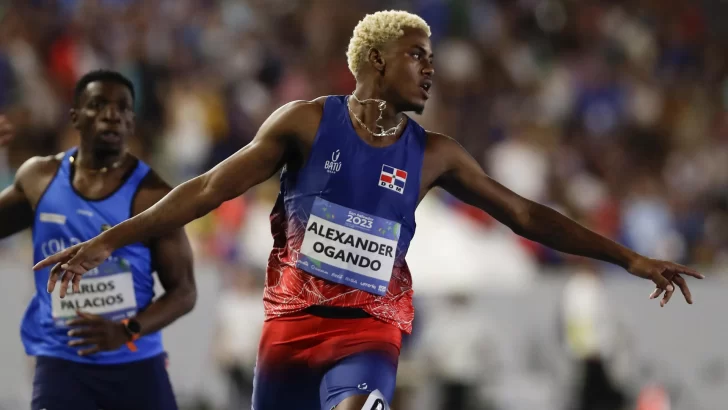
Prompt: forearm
<box><xmin>133</xmin><ymin>286</ymin><xmax>196</xmax><ymax>336</ymax></box>
<box><xmin>103</xmin><ymin>176</ymin><xmax>219</xmax><ymax>249</ymax></box>
<box><xmin>518</xmin><ymin>202</ymin><xmax>640</xmax><ymax>269</ymax></box>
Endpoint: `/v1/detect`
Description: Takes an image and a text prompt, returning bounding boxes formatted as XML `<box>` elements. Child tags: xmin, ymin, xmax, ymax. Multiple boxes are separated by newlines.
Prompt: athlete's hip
<box><xmin>257</xmin><ymin>309</ymin><xmax>402</xmax><ymax>370</ymax></box>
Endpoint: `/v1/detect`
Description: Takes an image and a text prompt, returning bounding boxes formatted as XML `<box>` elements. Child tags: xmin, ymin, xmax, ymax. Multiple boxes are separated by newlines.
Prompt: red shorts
<box><xmin>253</xmin><ymin>309</ymin><xmax>402</xmax><ymax>409</ymax></box>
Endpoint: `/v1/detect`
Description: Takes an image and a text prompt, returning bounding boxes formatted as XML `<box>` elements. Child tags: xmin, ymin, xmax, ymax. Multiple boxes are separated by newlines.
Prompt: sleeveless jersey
<box><xmin>264</xmin><ymin>95</ymin><xmax>426</xmax><ymax>333</ymax></box>
<box><xmin>21</xmin><ymin>148</ymin><xmax>163</xmax><ymax>364</ymax></box>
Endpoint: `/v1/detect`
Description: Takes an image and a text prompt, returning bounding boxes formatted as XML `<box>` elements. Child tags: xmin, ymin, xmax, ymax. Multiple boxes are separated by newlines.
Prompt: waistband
<box><xmin>303</xmin><ymin>305</ymin><xmax>372</xmax><ymax>319</ymax></box>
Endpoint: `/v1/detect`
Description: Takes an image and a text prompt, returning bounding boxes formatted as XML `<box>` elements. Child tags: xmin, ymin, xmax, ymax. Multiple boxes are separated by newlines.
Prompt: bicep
<box><xmin>437</xmin><ymin>141</ymin><xmax>531</xmax><ymax>230</ymax></box>
<box><xmin>201</xmin><ymin>103</ymin><xmax>299</xmax><ymax>204</ymax></box>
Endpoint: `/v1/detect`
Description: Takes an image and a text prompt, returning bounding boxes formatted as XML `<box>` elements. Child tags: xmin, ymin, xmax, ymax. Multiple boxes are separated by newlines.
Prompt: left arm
<box><xmin>431</xmin><ymin>132</ymin><xmax>703</xmax><ymax>305</ymax></box>
<box><xmin>68</xmin><ymin>171</ymin><xmax>196</xmax><ymax>355</ymax></box>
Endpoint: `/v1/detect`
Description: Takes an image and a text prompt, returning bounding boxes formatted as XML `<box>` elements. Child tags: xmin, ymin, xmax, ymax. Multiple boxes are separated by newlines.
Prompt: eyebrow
<box><xmin>412</xmin><ymin>45</ymin><xmax>434</xmax><ymax>59</ymax></box>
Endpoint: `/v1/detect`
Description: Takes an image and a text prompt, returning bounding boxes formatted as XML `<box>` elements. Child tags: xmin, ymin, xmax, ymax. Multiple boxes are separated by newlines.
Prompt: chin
<box><xmin>398</xmin><ymin>98</ymin><xmax>426</xmax><ymax>115</ymax></box>
<box><xmin>407</xmin><ymin>101</ymin><xmax>426</xmax><ymax>115</ymax></box>
<box><xmin>94</xmin><ymin>140</ymin><xmax>125</xmax><ymax>154</ymax></box>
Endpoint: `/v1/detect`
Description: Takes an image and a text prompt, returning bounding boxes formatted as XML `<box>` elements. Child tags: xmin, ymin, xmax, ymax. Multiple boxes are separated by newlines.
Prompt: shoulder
<box><xmin>131</xmin><ymin>166</ymin><xmax>172</xmax><ymax>216</ymax></box>
<box><xmin>257</xmin><ymin>97</ymin><xmax>331</xmax><ymax>150</ymax></box>
<box><xmin>423</xmin><ymin>130</ymin><xmax>462</xmax><ymax>152</ymax></box>
<box><xmin>15</xmin><ymin>152</ymin><xmax>65</xmax><ymax>190</ymax></box>
<box><xmin>273</xmin><ymin>97</ymin><xmax>326</xmax><ymax>122</ymax></box>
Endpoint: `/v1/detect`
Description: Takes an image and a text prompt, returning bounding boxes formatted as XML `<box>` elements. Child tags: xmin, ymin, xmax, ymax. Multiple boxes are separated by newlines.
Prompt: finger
<box><xmin>72</xmin><ymin>270</ymin><xmax>87</xmax><ymax>294</ymax></box>
<box><xmin>59</xmin><ymin>271</ymin><xmax>74</xmax><ymax>299</ymax></box>
<box><xmin>46</xmin><ymin>263</ymin><xmax>64</xmax><ymax>293</ymax></box>
<box><xmin>649</xmin><ymin>287</ymin><xmax>663</xmax><ymax>299</ymax></box>
<box><xmin>66</xmin><ymin>317</ymin><xmax>104</xmax><ymax>327</ymax></box>
<box><xmin>652</xmin><ymin>272</ymin><xmax>674</xmax><ymax>293</ymax></box>
<box><xmin>67</xmin><ymin>327</ymin><xmax>101</xmax><ymax>338</ymax></box>
<box><xmin>68</xmin><ymin>338</ymin><xmax>100</xmax><ymax>347</ymax></box>
<box><xmin>34</xmin><ymin>247</ymin><xmax>76</xmax><ymax>271</ymax></box>
<box><xmin>77</xmin><ymin>346</ymin><xmax>101</xmax><ymax>356</ymax></box>
<box><xmin>661</xmin><ymin>282</ymin><xmax>675</xmax><ymax>307</ymax></box>
<box><xmin>673</xmin><ymin>274</ymin><xmax>693</xmax><ymax>304</ymax></box>
<box><xmin>75</xmin><ymin>310</ymin><xmax>103</xmax><ymax>320</ymax></box>
<box><xmin>669</xmin><ymin>263</ymin><xmax>704</xmax><ymax>280</ymax></box>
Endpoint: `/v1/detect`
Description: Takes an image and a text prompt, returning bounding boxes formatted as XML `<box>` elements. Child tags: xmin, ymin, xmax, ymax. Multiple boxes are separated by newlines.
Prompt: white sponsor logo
<box><xmin>325</xmin><ymin>150</ymin><xmax>342</xmax><ymax>174</ymax></box>
<box><xmin>39</xmin><ymin>213</ymin><xmax>67</xmax><ymax>225</ymax></box>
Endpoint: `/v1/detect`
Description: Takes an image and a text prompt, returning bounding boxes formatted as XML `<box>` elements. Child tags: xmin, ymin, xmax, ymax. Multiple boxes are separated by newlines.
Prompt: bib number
<box><xmin>296</xmin><ymin>198</ymin><xmax>401</xmax><ymax>296</ymax></box>
<box><xmin>51</xmin><ymin>259</ymin><xmax>137</xmax><ymax>327</ymax></box>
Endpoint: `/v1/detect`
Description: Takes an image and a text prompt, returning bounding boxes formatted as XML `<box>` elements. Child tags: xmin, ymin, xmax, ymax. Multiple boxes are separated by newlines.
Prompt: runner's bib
<box><xmin>51</xmin><ymin>258</ymin><xmax>138</xmax><ymax>327</ymax></box>
<box><xmin>296</xmin><ymin>197</ymin><xmax>401</xmax><ymax>296</ymax></box>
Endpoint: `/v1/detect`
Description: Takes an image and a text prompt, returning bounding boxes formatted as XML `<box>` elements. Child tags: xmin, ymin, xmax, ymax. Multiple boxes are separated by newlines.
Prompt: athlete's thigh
<box><xmin>97</xmin><ymin>354</ymin><xmax>178</xmax><ymax>410</ymax></box>
<box><xmin>31</xmin><ymin>356</ymin><xmax>97</xmax><ymax>410</ymax></box>
<box><xmin>252</xmin><ymin>361</ymin><xmax>322</xmax><ymax>410</ymax></box>
<box><xmin>320</xmin><ymin>350</ymin><xmax>397</xmax><ymax>410</ymax></box>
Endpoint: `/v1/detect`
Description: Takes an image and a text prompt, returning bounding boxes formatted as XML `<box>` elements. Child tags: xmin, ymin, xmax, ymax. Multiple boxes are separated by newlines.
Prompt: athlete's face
<box><xmin>379</xmin><ymin>28</ymin><xmax>434</xmax><ymax>114</ymax></box>
<box><xmin>71</xmin><ymin>81</ymin><xmax>135</xmax><ymax>153</ymax></box>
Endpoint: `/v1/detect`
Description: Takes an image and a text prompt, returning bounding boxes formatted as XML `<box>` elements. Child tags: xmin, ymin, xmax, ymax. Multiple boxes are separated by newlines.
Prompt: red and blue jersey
<box><xmin>263</xmin><ymin>96</ymin><xmax>426</xmax><ymax>333</ymax></box>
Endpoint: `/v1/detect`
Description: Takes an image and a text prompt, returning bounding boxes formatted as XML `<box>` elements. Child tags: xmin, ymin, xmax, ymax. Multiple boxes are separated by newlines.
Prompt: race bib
<box><xmin>51</xmin><ymin>258</ymin><xmax>138</xmax><ymax>327</ymax></box>
<box><xmin>296</xmin><ymin>197</ymin><xmax>401</xmax><ymax>296</ymax></box>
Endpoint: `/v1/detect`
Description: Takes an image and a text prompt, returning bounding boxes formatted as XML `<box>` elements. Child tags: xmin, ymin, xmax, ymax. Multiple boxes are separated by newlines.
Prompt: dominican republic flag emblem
<box><xmin>379</xmin><ymin>165</ymin><xmax>407</xmax><ymax>194</ymax></box>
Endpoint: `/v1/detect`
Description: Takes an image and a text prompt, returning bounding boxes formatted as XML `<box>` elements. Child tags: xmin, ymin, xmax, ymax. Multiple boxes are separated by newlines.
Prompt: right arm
<box><xmin>0</xmin><ymin>115</ymin><xmax>31</xmax><ymax>238</ymax></box>
<box><xmin>0</xmin><ymin>155</ymin><xmax>52</xmax><ymax>238</ymax></box>
<box><xmin>103</xmin><ymin>100</ymin><xmax>308</xmax><ymax>250</ymax></box>
<box><xmin>36</xmin><ymin>100</ymin><xmax>319</xmax><ymax>291</ymax></box>
<box><xmin>0</xmin><ymin>168</ymin><xmax>33</xmax><ymax>239</ymax></box>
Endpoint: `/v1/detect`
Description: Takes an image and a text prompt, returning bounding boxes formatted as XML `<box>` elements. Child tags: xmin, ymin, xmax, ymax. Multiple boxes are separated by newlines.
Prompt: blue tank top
<box><xmin>21</xmin><ymin>148</ymin><xmax>163</xmax><ymax>364</ymax></box>
<box><xmin>263</xmin><ymin>95</ymin><xmax>425</xmax><ymax>327</ymax></box>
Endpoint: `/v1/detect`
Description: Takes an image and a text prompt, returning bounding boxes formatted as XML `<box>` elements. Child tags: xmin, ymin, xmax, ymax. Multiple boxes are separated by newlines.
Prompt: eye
<box><xmin>411</xmin><ymin>52</ymin><xmax>421</xmax><ymax>60</ymax></box>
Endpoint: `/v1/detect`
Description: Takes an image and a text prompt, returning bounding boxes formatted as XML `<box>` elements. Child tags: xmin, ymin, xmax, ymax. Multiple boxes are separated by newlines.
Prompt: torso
<box><xmin>264</xmin><ymin>95</ymin><xmax>441</xmax><ymax>333</ymax></box>
<box><xmin>19</xmin><ymin>149</ymin><xmax>165</xmax><ymax>364</ymax></box>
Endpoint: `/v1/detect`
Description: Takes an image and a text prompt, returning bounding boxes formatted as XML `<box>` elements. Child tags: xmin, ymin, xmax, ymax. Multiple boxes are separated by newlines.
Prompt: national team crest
<box><xmin>379</xmin><ymin>165</ymin><xmax>407</xmax><ymax>194</ymax></box>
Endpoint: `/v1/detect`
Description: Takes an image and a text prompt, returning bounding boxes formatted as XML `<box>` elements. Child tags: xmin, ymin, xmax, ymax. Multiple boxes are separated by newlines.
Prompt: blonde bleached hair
<box><xmin>346</xmin><ymin>10</ymin><xmax>431</xmax><ymax>77</ymax></box>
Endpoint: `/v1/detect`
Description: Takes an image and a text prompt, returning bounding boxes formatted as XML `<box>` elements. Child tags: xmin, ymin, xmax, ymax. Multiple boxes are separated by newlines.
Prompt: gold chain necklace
<box><xmin>69</xmin><ymin>153</ymin><xmax>125</xmax><ymax>173</ymax></box>
<box><xmin>347</xmin><ymin>94</ymin><xmax>404</xmax><ymax>137</ymax></box>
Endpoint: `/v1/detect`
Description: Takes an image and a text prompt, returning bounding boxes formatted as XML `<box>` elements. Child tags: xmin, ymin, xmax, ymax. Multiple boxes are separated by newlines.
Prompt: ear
<box><xmin>69</xmin><ymin>108</ymin><xmax>80</xmax><ymax>129</ymax></box>
<box><xmin>368</xmin><ymin>48</ymin><xmax>386</xmax><ymax>74</ymax></box>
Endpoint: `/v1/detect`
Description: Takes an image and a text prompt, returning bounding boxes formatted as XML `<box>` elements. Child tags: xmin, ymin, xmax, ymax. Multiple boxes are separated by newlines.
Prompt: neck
<box><xmin>351</xmin><ymin>83</ymin><xmax>404</xmax><ymax>132</ymax></box>
<box><xmin>75</xmin><ymin>145</ymin><xmax>126</xmax><ymax>172</ymax></box>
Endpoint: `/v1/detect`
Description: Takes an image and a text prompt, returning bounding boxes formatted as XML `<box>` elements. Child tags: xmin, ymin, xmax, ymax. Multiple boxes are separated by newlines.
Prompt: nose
<box><xmin>100</xmin><ymin>104</ymin><xmax>122</xmax><ymax>123</ymax></box>
<box><xmin>422</xmin><ymin>64</ymin><xmax>434</xmax><ymax>77</ymax></box>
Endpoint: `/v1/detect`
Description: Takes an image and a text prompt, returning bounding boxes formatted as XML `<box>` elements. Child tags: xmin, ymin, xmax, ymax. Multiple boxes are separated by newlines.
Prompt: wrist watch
<box><xmin>121</xmin><ymin>318</ymin><xmax>141</xmax><ymax>352</ymax></box>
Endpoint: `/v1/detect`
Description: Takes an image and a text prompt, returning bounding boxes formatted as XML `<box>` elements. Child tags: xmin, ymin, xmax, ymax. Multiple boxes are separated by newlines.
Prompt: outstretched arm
<box><xmin>65</xmin><ymin>173</ymin><xmax>197</xmax><ymax>356</ymax></box>
<box><xmin>433</xmin><ymin>132</ymin><xmax>703</xmax><ymax>306</ymax></box>
<box><xmin>38</xmin><ymin>100</ymin><xmax>316</xmax><ymax>296</ymax></box>
<box><xmin>125</xmin><ymin>173</ymin><xmax>197</xmax><ymax>336</ymax></box>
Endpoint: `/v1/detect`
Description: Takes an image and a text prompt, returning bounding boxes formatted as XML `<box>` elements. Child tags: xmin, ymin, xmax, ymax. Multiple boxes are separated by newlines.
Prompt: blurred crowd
<box><xmin>3</xmin><ymin>0</ymin><xmax>728</xmax><ymax>273</ymax></box>
<box><xmin>1</xmin><ymin>1</ymin><xmax>726</xmax><ymax>409</ymax></box>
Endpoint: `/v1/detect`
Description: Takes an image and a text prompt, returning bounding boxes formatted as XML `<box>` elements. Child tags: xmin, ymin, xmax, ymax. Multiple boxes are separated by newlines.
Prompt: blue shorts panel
<box><xmin>252</xmin><ymin>350</ymin><xmax>397</xmax><ymax>410</ymax></box>
<box><xmin>320</xmin><ymin>351</ymin><xmax>397</xmax><ymax>410</ymax></box>
<box><xmin>32</xmin><ymin>353</ymin><xmax>177</xmax><ymax>410</ymax></box>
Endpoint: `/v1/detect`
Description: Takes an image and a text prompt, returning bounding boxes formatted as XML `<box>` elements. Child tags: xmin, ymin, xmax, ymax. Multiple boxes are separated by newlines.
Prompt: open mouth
<box><xmin>98</xmin><ymin>131</ymin><xmax>122</xmax><ymax>143</ymax></box>
<box><xmin>420</xmin><ymin>80</ymin><xmax>432</xmax><ymax>98</ymax></box>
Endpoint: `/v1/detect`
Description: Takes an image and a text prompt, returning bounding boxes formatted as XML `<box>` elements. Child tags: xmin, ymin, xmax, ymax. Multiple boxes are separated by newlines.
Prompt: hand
<box><xmin>0</xmin><ymin>115</ymin><xmax>13</xmax><ymax>146</ymax></box>
<box><xmin>627</xmin><ymin>256</ymin><xmax>704</xmax><ymax>307</ymax></box>
<box><xmin>66</xmin><ymin>311</ymin><xmax>130</xmax><ymax>356</ymax></box>
<box><xmin>34</xmin><ymin>236</ymin><xmax>113</xmax><ymax>298</ymax></box>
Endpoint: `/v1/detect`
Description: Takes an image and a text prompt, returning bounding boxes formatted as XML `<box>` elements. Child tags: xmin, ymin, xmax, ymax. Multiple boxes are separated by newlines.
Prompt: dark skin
<box><xmin>1</xmin><ymin>81</ymin><xmax>196</xmax><ymax>357</ymax></box>
<box><xmin>0</xmin><ymin>115</ymin><xmax>12</xmax><ymax>146</ymax></box>
<box><xmin>36</xmin><ymin>29</ymin><xmax>702</xmax><ymax>407</ymax></box>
